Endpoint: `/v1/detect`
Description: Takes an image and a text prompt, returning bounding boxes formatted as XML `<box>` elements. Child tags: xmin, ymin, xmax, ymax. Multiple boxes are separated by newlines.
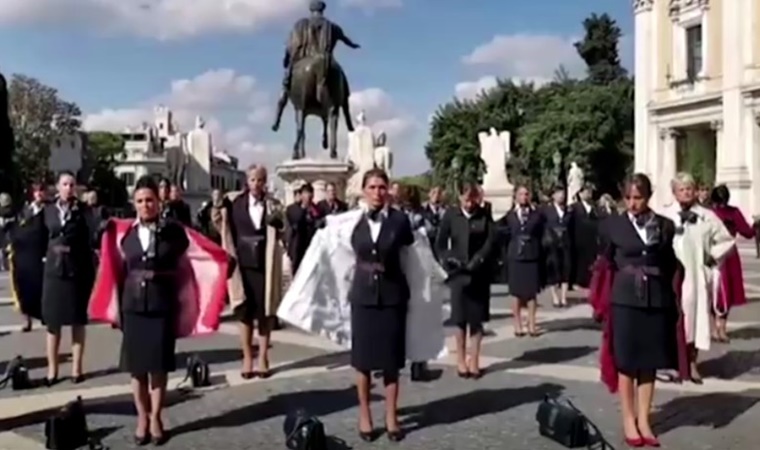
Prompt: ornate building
<box><xmin>635</xmin><ymin>0</ymin><xmax>760</xmax><ymax>216</ymax></box>
<box><xmin>113</xmin><ymin>106</ymin><xmax>244</xmax><ymax>203</ymax></box>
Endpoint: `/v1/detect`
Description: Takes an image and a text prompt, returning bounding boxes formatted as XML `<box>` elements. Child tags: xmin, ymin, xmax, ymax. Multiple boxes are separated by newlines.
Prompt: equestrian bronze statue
<box><xmin>272</xmin><ymin>0</ymin><xmax>358</xmax><ymax>160</ymax></box>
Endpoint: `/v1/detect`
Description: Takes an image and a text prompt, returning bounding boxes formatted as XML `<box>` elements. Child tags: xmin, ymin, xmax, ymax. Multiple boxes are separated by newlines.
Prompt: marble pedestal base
<box><xmin>275</xmin><ymin>157</ymin><xmax>355</xmax><ymax>206</ymax></box>
<box><xmin>483</xmin><ymin>185</ymin><xmax>514</xmax><ymax>220</ymax></box>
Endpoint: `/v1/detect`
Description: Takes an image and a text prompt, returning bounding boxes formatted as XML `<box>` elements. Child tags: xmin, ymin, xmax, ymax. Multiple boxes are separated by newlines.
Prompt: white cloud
<box><xmin>454</xmin><ymin>76</ymin><xmax>498</xmax><ymax>100</ymax></box>
<box><xmin>0</xmin><ymin>0</ymin><xmax>403</xmax><ymax>39</ymax></box>
<box><xmin>348</xmin><ymin>87</ymin><xmax>415</xmax><ymax>139</ymax></box>
<box><xmin>83</xmin><ymin>68</ymin><xmax>272</xmax><ymax>166</ymax></box>
<box><xmin>463</xmin><ymin>34</ymin><xmax>583</xmax><ymax>78</ymax></box>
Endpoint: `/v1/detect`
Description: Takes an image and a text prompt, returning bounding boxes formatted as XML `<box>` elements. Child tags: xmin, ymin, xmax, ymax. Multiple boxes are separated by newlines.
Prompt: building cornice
<box><xmin>633</xmin><ymin>0</ymin><xmax>654</xmax><ymax>14</ymax></box>
<box><xmin>669</xmin><ymin>0</ymin><xmax>709</xmax><ymax>19</ymax></box>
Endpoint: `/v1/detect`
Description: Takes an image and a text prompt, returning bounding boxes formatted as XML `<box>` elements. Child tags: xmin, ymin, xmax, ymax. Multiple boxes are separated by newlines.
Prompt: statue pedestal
<box><xmin>483</xmin><ymin>185</ymin><xmax>514</xmax><ymax>220</ymax></box>
<box><xmin>275</xmin><ymin>157</ymin><xmax>355</xmax><ymax>205</ymax></box>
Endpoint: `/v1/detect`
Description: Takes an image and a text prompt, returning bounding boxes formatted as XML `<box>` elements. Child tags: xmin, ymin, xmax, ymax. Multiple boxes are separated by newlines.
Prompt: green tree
<box><xmin>425</xmin><ymin>80</ymin><xmax>532</xmax><ymax>193</ymax></box>
<box><xmin>0</xmin><ymin>73</ymin><xmax>15</xmax><ymax>197</ymax></box>
<box><xmin>8</xmin><ymin>74</ymin><xmax>81</xmax><ymax>185</ymax></box>
<box><xmin>574</xmin><ymin>13</ymin><xmax>627</xmax><ymax>84</ymax></box>
<box><xmin>85</xmin><ymin>131</ymin><xmax>129</xmax><ymax>207</ymax></box>
<box><xmin>395</xmin><ymin>172</ymin><xmax>433</xmax><ymax>191</ymax></box>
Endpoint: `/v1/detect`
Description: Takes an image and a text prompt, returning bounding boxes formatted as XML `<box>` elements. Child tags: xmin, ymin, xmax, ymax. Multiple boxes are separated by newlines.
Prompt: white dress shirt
<box><xmin>134</xmin><ymin>221</ymin><xmax>156</xmax><ymax>252</ymax></box>
<box><xmin>248</xmin><ymin>195</ymin><xmax>265</xmax><ymax>229</ymax></box>
<box><xmin>582</xmin><ymin>201</ymin><xmax>592</xmax><ymax>214</ymax></box>
<box><xmin>628</xmin><ymin>213</ymin><xmax>649</xmax><ymax>244</ymax></box>
<box><xmin>365</xmin><ymin>207</ymin><xmax>387</xmax><ymax>242</ymax></box>
<box><xmin>554</xmin><ymin>203</ymin><xmax>565</xmax><ymax>219</ymax></box>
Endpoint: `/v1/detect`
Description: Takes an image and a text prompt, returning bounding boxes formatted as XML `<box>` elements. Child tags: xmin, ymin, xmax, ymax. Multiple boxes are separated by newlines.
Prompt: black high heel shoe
<box><xmin>358</xmin><ymin>429</ymin><xmax>376</xmax><ymax>442</ymax></box>
<box><xmin>133</xmin><ymin>434</ymin><xmax>150</xmax><ymax>446</ymax></box>
<box><xmin>386</xmin><ymin>429</ymin><xmax>405</xmax><ymax>442</ymax></box>
<box><xmin>44</xmin><ymin>376</ymin><xmax>58</xmax><ymax>387</ymax></box>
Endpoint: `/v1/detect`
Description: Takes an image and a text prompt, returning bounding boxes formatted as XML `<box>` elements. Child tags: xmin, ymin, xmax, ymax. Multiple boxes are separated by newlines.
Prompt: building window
<box><xmin>120</xmin><ymin>172</ymin><xmax>135</xmax><ymax>186</ymax></box>
<box><xmin>685</xmin><ymin>24</ymin><xmax>703</xmax><ymax>80</ymax></box>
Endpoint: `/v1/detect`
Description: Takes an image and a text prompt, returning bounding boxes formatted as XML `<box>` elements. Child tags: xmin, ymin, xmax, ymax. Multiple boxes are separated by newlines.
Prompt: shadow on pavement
<box><xmin>653</xmin><ymin>390</ymin><xmax>760</xmax><ymax>434</ymax></box>
<box><xmin>176</xmin><ymin>349</ymin><xmax>241</xmax><ymax>369</ymax></box>
<box><xmin>486</xmin><ymin>345</ymin><xmax>597</xmax><ymax>373</ymax></box>
<box><xmin>540</xmin><ymin>317</ymin><xmax>601</xmax><ymax>333</ymax></box>
<box><xmin>169</xmin><ymin>386</ymin><xmax>377</xmax><ymax>438</ymax></box>
<box><xmin>700</xmin><ymin>350</ymin><xmax>760</xmax><ymax>379</ymax></box>
<box><xmin>728</xmin><ymin>326</ymin><xmax>760</xmax><ymax>341</ymax></box>
<box><xmin>398</xmin><ymin>382</ymin><xmax>564</xmax><ymax>434</ymax></box>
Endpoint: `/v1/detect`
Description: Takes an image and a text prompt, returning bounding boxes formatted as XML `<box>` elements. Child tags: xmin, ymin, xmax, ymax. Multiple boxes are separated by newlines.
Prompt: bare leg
<box><xmin>71</xmin><ymin>325</ymin><xmax>86</xmax><ymax>378</ymax></box>
<box><xmin>512</xmin><ymin>298</ymin><xmax>524</xmax><ymax>335</ymax></box>
<box><xmin>148</xmin><ymin>373</ymin><xmax>168</xmax><ymax>441</ymax></box>
<box><xmin>636</xmin><ymin>371</ymin><xmax>657</xmax><ymax>439</ymax></box>
<box><xmin>717</xmin><ymin>316</ymin><xmax>729</xmax><ymax>341</ymax></box>
<box><xmin>618</xmin><ymin>373</ymin><xmax>640</xmax><ymax>440</ymax></box>
<box><xmin>383</xmin><ymin>371</ymin><xmax>400</xmax><ymax>432</ymax></box>
<box><xmin>46</xmin><ymin>329</ymin><xmax>61</xmax><ymax>381</ymax></box>
<box><xmin>356</xmin><ymin>371</ymin><xmax>373</xmax><ymax>433</ymax></box>
<box><xmin>131</xmin><ymin>375</ymin><xmax>150</xmax><ymax>439</ymax></box>
<box><xmin>690</xmin><ymin>346</ymin><xmax>702</xmax><ymax>382</ymax></box>
<box><xmin>257</xmin><ymin>317</ymin><xmax>272</xmax><ymax>376</ymax></box>
<box><xmin>550</xmin><ymin>285</ymin><xmax>560</xmax><ymax>306</ymax></box>
<box><xmin>454</xmin><ymin>327</ymin><xmax>467</xmax><ymax>373</ymax></box>
<box><xmin>560</xmin><ymin>282</ymin><xmax>569</xmax><ymax>306</ymax></box>
<box><xmin>526</xmin><ymin>299</ymin><xmax>538</xmax><ymax>334</ymax></box>
<box><xmin>238</xmin><ymin>322</ymin><xmax>254</xmax><ymax>375</ymax></box>
<box><xmin>467</xmin><ymin>328</ymin><xmax>483</xmax><ymax>377</ymax></box>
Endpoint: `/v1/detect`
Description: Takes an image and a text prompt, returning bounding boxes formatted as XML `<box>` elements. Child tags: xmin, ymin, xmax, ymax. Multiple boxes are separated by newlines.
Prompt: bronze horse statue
<box><xmin>283</xmin><ymin>56</ymin><xmax>354</xmax><ymax>160</ymax></box>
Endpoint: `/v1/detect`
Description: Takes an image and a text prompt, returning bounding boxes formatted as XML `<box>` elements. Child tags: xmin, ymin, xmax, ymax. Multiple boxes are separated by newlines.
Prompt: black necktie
<box><xmin>634</xmin><ymin>213</ymin><xmax>649</xmax><ymax>228</ymax></box>
<box><xmin>678</xmin><ymin>210</ymin><xmax>697</xmax><ymax>224</ymax></box>
<box><xmin>368</xmin><ymin>208</ymin><xmax>382</xmax><ymax>222</ymax></box>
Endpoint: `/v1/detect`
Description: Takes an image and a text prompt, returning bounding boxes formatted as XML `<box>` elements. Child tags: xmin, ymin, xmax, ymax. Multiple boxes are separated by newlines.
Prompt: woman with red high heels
<box><xmin>590</xmin><ymin>174</ymin><xmax>688</xmax><ymax>448</ymax></box>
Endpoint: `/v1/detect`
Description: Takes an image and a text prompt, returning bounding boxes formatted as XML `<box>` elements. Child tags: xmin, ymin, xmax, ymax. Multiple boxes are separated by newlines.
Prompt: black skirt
<box><xmin>449</xmin><ymin>275</ymin><xmax>490</xmax><ymax>328</ymax></box>
<box><xmin>235</xmin><ymin>268</ymin><xmax>266</xmax><ymax>323</ymax></box>
<box><xmin>351</xmin><ymin>304</ymin><xmax>407</xmax><ymax>372</ymax></box>
<box><xmin>611</xmin><ymin>304</ymin><xmax>678</xmax><ymax>374</ymax></box>
<box><xmin>508</xmin><ymin>260</ymin><xmax>542</xmax><ymax>300</ymax></box>
<box><xmin>41</xmin><ymin>275</ymin><xmax>91</xmax><ymax>330</ymax></box>
<box><xmin>120</xmin><ymin>312</ymin><xmax>176</xmax><ymax>375</ymax></box>
<box><xmin>545</xmin><ymin>246</ymin><xmax>572</xmax><ymax>285</ymax></box>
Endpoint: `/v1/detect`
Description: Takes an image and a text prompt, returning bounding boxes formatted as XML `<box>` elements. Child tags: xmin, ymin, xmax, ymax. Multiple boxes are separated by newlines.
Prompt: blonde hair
<box><xmin>671</xmin><ymin>172</ymin><xmax>696</xmax><ymax>191</ymax></box>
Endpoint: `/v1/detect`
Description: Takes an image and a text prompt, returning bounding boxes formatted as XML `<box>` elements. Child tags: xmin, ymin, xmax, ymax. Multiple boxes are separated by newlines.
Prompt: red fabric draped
<box><xmin>88</xmin><ymin>219</ymin><xmax>229</xmax><ymax>338</ymax></box>
<box><xmin>589</xmin><ymin>257</ymin><xmax>689</xmax><ymax>393</ymax></box>
<box><xmin>712</xmin><ymin>206</ymin><xmax>754</xmax><ymax>314</ymax></box>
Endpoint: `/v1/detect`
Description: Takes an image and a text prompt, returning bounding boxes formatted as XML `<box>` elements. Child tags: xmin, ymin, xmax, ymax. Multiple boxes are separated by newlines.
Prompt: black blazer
<box><xmin>161</xmin><ymin>200</ymin><xmax>192</xmax><ymax>226</ymax></box>
<box><xmin>542</xmin><ymin>203</ymin><xmax>573</xmax><ymax>249</ymax></box>
<box><xmin>120</xmin><ymin>219</ymin><xmax>189</xmax><ymax>314</ymax></box>
<box><xmin>348</xmin><ymin>208</ymin><xmax>414</xmax><ymax>307</ymax></box>
<box><xmin>502</xmin><ymin>206</ymin><xmax>544</xmax><ymax>262</ymax></box>
<box><xmin>285</xmin><ymin>202</ymin><xmax>322</xmax><ymax>267</ymax></box>
<box><xmin>435</xmin><ymin>206</ymin><xmax>495</xmax><ymax>275</ymax></box>
<box><xmin>316</xmin><ymin>199</ymin><xmax>348</xmax><ymax>216</ymax></box>
<box><xmin>42</xmin><ymin>200</ymin><xmax>95</xmax><ymax>279</ymax></box>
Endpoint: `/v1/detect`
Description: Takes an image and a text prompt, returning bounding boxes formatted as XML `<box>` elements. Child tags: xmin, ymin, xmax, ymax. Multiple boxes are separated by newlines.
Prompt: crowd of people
<box><xmin>0</xmin><ymin>167</ymin><xmax>754</xmax><ymax>447</ymax></box>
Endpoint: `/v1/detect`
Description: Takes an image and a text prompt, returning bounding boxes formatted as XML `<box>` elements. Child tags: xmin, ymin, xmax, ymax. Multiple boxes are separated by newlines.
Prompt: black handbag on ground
<box><xmin>184</xmin><ymin>354</ymin><xmax>210</xmax><ymax>388</ymax></box>
<box><xmin>536</xmin><ymin>395</ymin><xmax>607</xmax><ymax>449</ymax></box>
<box><xmin>0</xmin><ymin>355</ymin><xmax>31</xmax><ymax>390</ymax></box>
<box><xmin>45</xmin><ymin>397</ymin><xmax>89</xmax><ymax>450</ymax></box>
<box><xmin>283</xmin><ymin>409</ymin><xmax>327</xmax><ymax>450</ymax></box>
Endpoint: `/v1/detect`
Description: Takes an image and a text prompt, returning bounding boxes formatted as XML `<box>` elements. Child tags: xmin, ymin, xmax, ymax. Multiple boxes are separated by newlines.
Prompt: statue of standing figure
<box><xmin>271</xmin><ymin>0</ymin><xmax>360</xmax><ymax>160</ymax></box>
<box><xmin>566</xmin><ymin>161</ymin><xmax>584</xmax><ymax>203</ymax></box>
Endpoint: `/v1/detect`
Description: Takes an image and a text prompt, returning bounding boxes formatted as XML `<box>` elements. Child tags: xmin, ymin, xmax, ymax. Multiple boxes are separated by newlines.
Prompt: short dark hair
<box><xmin>134</xmin><ymin>175</ymin><xmax>159</xmax><ymax>197</ymax></box>
<box><xmin>300</xmin><ymin>183</ymin><xmax>314</xmax><ymax>194</ymax></box>
<box><xmin>57</xmin><ymin>170</ymin><xmax>76</xmax><ymax>182</ymax></box>
<box><xmin>458</xmin><ymin>182</ymin><xmax>479</xmax><ymax>196</ymax></box>
<box><xmin>624</xmin><ymin>173</ymin><xmax>653</xmax><ymax>199</ymax></box>
<box><xmin>362</xmin><ymin>168</ymin><xmax>389</xmax><ymax>188</ymax></box>
<box><xmin>711</xmin><ymin>184</ymin><xmax>730</xmax><ymax>205</ymax></box>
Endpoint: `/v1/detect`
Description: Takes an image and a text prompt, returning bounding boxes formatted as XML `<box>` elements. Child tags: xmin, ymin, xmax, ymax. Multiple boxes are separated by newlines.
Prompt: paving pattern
<box><xmin>0</xmin><ymin>240</ymin><xmax>759</xmax><ymax>449</ymax></box>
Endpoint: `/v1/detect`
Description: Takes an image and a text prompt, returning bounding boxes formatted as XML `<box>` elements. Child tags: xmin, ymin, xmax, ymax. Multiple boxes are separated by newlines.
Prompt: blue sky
<box><xmin>0</xmin><ymin>0</ymin><xmax>632</xmax><ymax>176</ymax></box>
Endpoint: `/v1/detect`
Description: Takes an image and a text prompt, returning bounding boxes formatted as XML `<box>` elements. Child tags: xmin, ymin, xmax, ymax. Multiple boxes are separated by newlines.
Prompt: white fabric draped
<box><xmin>277</xmin><ymin>210</ymin><xmax>449</xmax><ymax>361</ymax></box>
<box><xmin>662</xmin><ymin>204</ymin><xmax>734</xmax><ymax>351</ymax></box>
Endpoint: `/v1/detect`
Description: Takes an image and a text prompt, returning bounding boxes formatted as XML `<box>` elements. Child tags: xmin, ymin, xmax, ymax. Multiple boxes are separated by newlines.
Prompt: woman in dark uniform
<box><xmin>41</xmin><ymin>171</ymin><xmax>96</xmax><ymax>385</ymax></box>
<box><xmin>119</xmin><ymin>176</ymin><xmax>189</xmax><ymax>446</ymax></box>
<box><xmin>435</xmin><ymin>183</ymin><xmax>494</xmax><ymax>378</ymax></box>
<box><xmin>543</xmin><ymin>185</ymin><xmax>573</xmax><ymax>307</ymax></box>
<box><xmin>8</xmin><ymin>183</ymin><xmax>48</xmax><ymax>331</ymax></box>
<box><xmin>595</xmin><ymin>174</ymin><xmax>679</xmax><ymax>447</ymax></box>
<box><xmin>497</xmin><ymin>185</ymin><xmax>544</xmax><ymax>336</ymax></box>
<box><xmin>350</xmin><ymin>169</ymin><xmax>414</xmax><ymax>443</ymax></box>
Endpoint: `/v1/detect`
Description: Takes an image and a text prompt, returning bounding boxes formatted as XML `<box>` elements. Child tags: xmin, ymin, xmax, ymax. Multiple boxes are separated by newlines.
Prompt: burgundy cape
<box><xmin>589</xmin><ymin>257</ymin><xmax>689</xmax><ymax>393</ymax></box>
<box><xmin>712</xmin><ymin>205</ymin><xmax>754</xmax><ymax>314</ymax></box>
<box><xmin>88</xmin><ymin>219</ymin><xmax>229</xmax><ymax>337</ymax></box>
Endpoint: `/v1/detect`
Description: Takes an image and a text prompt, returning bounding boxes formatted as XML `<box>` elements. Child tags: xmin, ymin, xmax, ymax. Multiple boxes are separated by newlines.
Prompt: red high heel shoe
<box><xmin>642</xmin><ymin>436</ymin><xmax>661</xmax><ymax>447</ymax></box>
<box><xmin>624</xmin><ymin>436</ymin><xmax>645</xmax><ymax>447</ymax></box>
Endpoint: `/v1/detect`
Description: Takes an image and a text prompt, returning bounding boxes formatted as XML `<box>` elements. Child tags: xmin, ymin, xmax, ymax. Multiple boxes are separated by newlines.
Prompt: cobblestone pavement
<box><xmin>0</xmin><ymin>240</ymin><xmax>759</xmax><ymax>449</ymax></box>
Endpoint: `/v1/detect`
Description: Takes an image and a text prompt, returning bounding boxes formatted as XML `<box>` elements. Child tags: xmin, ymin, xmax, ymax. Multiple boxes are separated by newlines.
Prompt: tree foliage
<box><xmin>0</xmin><ymin>73</ymin><xmax>15</xmax><ymax>197</ymax></box>
<box><xmin>426</xmin><ymin>12</ymin><xmax>633</xmax><ymax>198</ymax></box>
<box><xmin>8</xmin><ymin>74</ymin><xmax>81</xmax><ymax>186</ymax></box>
<box><xmin>85</xmin><ymin>131</ymin><xmax>129</xmax><ymax>207</ymax></box>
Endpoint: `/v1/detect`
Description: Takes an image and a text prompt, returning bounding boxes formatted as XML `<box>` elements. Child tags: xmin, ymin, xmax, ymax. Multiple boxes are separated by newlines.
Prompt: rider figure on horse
<box><xmin>272</xmin><ymin>0</ymin><xmax>360</xmax><ymax>132</ymax></box>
